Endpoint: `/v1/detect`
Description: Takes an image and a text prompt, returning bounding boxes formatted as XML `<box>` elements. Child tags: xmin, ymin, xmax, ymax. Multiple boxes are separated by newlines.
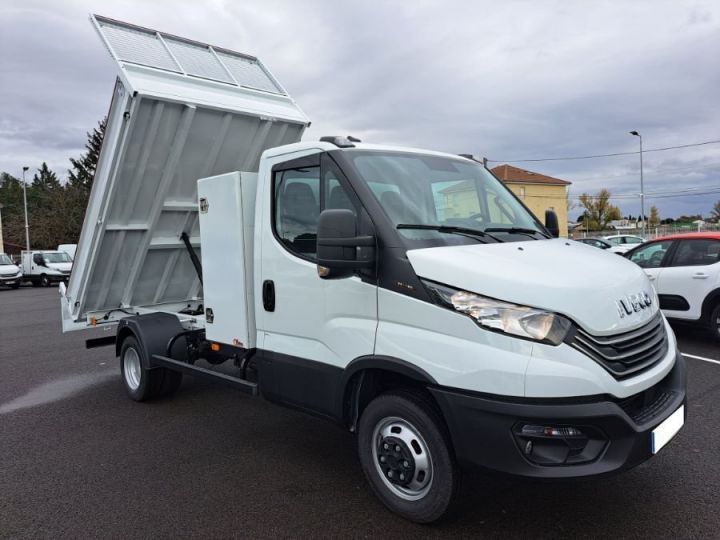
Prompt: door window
<box><xmin>273</xmin><ymin>164</ymin><xmax>356</xmax><ymax>261</ymax></box>
<box><xmin>669</xmin><ymin>239</ymin><xmax>720</xmax><ymax>267</ymax></box>
<box><xmin>628</xmin><ymin>241</ymin><xmax>673</xmax><ymax>268</ymax></box>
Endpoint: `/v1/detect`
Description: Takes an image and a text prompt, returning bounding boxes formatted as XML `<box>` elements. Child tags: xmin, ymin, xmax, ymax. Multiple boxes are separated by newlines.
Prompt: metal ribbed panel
<box><xmin>568</xmin><ymin>313</ymin><xmax>668</xmax><ymax>378</ymax></box>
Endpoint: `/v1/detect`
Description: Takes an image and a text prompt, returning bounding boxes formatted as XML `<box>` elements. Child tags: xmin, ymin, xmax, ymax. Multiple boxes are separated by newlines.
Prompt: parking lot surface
<box><xmin>1</xmin><ymin>286</ymin><xmax>719</xmax><ymax>539</ymax></box>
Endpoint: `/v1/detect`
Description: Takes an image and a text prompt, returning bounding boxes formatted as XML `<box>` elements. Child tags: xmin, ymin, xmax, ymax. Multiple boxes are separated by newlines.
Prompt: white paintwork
<box><xmin>198</xmin><ymin>172</ymin><xmax>257</xmax><ymax>349</ymax></box>
<box><xmin>0</xmin><ymin>256</ymin><xmax>22</xmax><ymax>285</ymax></box>
<box><xmin>21</xmin><ymin>251</ymin><xmax>72</xmax><ymax>279</ymax></box>
<box><xmin>603</xmin><ymin>235</ymin><xmax>645</xmax><ymax>254</ymax></box>
<box><xmin>255</xmin><ymin>149</ymin><xmax>377</xmax><ymax>368</ymax></box>
<box><xmin>407</xmin><ymin>239</ymin><xmax>656</xmax><ymax>335</ymax></box>
<box><xmin>57</xmin><ymin>244</ymin><xmax>77</xmax><ymax>260</ymax></box>
<box><xmin>656</xmin><ymin>261</ymin><xmax>720</xmax><ymax>321</ymax></box>
<box><xmin>376</xmin><ymin>287</ymin><xmax>676</xmax><ymax>398</ymax></box>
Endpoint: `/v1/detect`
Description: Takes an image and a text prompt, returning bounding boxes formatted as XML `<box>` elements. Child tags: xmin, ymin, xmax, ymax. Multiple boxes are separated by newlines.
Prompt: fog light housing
<box><xmin>513</xmin><ymin>422</ymin><xmax>606</xmax><ymax>466</ymax></box>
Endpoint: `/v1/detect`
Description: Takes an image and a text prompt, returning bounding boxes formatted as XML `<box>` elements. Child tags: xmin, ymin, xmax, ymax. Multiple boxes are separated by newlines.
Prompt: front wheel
<box><xmin>357</xmin><ymin>390</ymin><xmax>459</xmax><ymax>523</ymax></box>
<box><xmin>40</xmin><ymin>274</ymin><xmax>50</xmax><ymax>287</ymax></box>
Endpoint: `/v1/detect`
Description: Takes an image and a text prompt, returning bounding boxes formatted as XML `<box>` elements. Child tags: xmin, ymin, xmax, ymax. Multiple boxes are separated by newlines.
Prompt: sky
<box><xmin>1</xmin><ymin>0</ymin><xmax>719</xmax><ymax>220</ymax></box>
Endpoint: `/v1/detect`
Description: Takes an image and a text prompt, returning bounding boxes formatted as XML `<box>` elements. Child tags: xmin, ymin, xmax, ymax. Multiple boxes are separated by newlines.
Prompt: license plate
<box><xmin>651</xmin><ymin>405</ymin><xmax>684</xmax><ymax>454</ymax></box>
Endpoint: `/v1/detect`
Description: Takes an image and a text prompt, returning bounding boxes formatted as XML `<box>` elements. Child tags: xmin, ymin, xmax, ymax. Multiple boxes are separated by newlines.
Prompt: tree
<box><xmin>578</xmin><ymin>189</ymin><xmax>622</xmax><ymax>231</ymax></box>
<box><xmin>649</xmin><ymin>206</ymin><xmax>660</xmax><ymax>227</ymax></box>
<box><xmin>711</xmin><ymin>200</ymin><xmax>720</xmax><ymax>222</ymax></box>
<box><xmin>32</xmin><ymin>162</ymin><xmax>61</xmax><ymax>190</ymax></box>
<box><xmin>68</xmin><ymin>117</ymin><xmax>106</xmax><ymax>190</ymax></box>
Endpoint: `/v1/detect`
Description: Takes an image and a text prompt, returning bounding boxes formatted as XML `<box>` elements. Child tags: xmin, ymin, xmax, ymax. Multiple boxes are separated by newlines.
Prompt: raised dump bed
<box><xmin>61</xmin><ymin>15</ymin><xmax>309</xmax><ymax>331</ymax></box>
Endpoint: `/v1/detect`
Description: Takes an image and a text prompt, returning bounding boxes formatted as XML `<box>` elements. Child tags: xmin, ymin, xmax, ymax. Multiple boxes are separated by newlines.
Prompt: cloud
<box><xmin>1</xmin><ymin>0</ymin><xmax>719</xmax><ymax>218</ymax></box>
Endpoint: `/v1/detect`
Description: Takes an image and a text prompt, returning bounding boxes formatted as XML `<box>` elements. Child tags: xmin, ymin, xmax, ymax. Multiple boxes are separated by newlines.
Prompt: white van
<box><xmin>21</xmin><ymin>250</ymin><xmax>72</xmax><ymax>287</ymax></box>
<box><xmin>0</xmin><ymin>253</ymin><xmax>22</xmax><ymax>289</ymax></box>
<box><xmin>61</xmin><ymin>15</ymin><xmax>686</xmax><ymax>523</ymax></box>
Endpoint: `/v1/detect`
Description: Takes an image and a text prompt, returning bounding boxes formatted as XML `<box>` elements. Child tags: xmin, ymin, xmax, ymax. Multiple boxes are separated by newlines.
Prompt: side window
<box><xmin>626</xmin><ymin>237</ymin><xmax>643</xmax><ymax>245</ymax></box>
<box><xmin>33</xmin><ymin>253</ymin><xmax>44</xmax><ymax>265</ymax></box>
<box><xmin>273</xmin><ymin>162</ymin><xmax>357</xmax><ymax>261</ymax></box>
<box><xmin>607</xmin><ymin>237</ymin><xmax>620</xmax><ymax>246</ymax></box>
<box><xmin>274</xmin><ymin>167</ymin><xmax>321</xmax><ymax>259</ymax></box>
<box><xmin>670</xmin><ymin>240</ymin><xmax>720</xmax><ymax>267</ymax></box>
<box><xmin>629</xmin><ymin>241</ymin><xmax>672</xmax><ymax>268</ymax></box>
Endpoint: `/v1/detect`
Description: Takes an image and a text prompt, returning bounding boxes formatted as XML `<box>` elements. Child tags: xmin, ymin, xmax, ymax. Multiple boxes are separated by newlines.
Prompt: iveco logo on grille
<box><xmin>617</xmin><ymin>291</ymin><xmax>653</xmax><ymax>318</ymax></box>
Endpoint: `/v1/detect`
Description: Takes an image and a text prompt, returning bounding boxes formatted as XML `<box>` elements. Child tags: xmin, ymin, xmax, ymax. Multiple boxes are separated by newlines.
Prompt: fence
<box><xmin>572</xmin><ymin>222</ymin><xmax>720</xmax><ymax>240</ymax></box>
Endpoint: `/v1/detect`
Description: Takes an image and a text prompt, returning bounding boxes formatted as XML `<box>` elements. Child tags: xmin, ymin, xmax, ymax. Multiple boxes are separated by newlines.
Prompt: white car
<box><xmin>603</xmin><ymin>234</ymin><xmax>645</xmax><ymax>254</ymax></box>
<box><xmin>0</xmin><ymin>253</ymin><xmax>22</xmax><ymax>289</ymax></box>
<box><xmin>625</xmin><ymin>232</ymin><xmax>720</xmax><ymax>340</ymax></box>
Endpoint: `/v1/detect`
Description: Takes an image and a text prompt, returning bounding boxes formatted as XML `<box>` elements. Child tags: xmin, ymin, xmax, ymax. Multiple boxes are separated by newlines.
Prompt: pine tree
<box><xmin>68</xmin><ymin>117</ymin><xmax>106</xmax><ymax>190</ymax></box>
<box><xmin>32</xmin><ymin>162</ymin><xmax>61</xmax><ymax>190</ymax></box>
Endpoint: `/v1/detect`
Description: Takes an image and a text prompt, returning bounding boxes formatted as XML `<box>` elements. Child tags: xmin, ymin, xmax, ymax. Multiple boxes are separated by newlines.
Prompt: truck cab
<box><xmin>0</xmin><ymin>253</ymin><xmax>22</xmax><ymax>289</ymax></box>
<box><xmin>61</xmin><ymin>15</ymin><xmax>686</xmax><ymax>523</ymax></box>
<box><xmin>22</xmin><ymin>250</ymin><xmax>72</xmax><ymax>287</ymax></box>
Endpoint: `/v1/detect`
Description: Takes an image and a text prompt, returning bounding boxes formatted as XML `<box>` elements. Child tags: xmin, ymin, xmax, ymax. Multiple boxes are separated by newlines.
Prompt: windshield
<box><xmin>346</xmin><ymin>151</ymin><xmax>545</xmax><ymax>246</ymax></box>
<box><xmin>0</xmin><ymin>254</ymin><xmax>13</xmax><ymax>265</ymax></box>
<box><xmin>44</xmin><ymin>252</ymin><xmax>72</xmax><ymax>263</ymax></box>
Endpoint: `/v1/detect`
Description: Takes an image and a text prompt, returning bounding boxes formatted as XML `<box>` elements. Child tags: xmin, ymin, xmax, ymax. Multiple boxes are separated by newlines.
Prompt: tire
<box><xmin>40</xmin><ymin>274</ymin><xmax>50</xmax><ymax>287</ymax></box>
<box><xmin>709</xmin><ymin>304</ymin><xmax>720</xmax><ymax>342</ymax></box>
<box><xmin>10</xmin><ymin>283</ymin><xmax>20</xmax><ymax>289</ymax></box>
<box><xmin>357</xmin><ymin>389</ymin><xmax>459</xmax><ymax>524</ymax></box>
<box><xmin>120</xmin><ymin>336</ymin><xmax>170</xmax><ymax>401</ymax></box>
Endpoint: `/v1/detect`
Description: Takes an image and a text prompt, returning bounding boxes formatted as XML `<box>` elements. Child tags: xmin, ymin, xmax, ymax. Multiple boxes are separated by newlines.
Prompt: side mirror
<box><xmin>316</xmin><ymin>209</ymin><xmax>375</xmax><ymax>279</ymax></box>
<box><xmin>545</xmin><ymin>210</ymin><xmax>560</xmax><ymax>238</ymax></box>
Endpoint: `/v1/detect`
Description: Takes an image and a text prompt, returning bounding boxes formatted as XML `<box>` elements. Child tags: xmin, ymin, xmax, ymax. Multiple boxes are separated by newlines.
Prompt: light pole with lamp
<box><xmin>629</xmin><ymin>131</ymin><xmax>645</xmax><ymax>238</ymax></box>
<box><xmin>22</xmin><ymin>166</ymin><xmax>30</xmax><ymax>250</ymax></box>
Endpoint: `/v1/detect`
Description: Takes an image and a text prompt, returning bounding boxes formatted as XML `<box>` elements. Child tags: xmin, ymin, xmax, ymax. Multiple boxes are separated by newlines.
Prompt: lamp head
<box><xmin>22</xmin><ymin>166</ymin><xmax>29</xmax><ymax>171</ymax></box>
<box><xmin>629</xmin><ymin>131</ymin><xmax>640</xmax><ymax>137</ymax></box>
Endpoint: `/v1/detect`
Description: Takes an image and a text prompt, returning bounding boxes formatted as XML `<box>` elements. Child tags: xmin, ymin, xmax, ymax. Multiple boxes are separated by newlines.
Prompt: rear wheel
<box><xmin>357</xmin><ymin>389</ymin><xmax>459</xmax><ymax>523</ymax></box>
<box><xmin>709</xmin><ymin>304</ymin><xmax>720</xmax><ymax>342</ymax></box>
<box><xmin>120</xmin><ymin>336</ymin><xmax>182</xmax><ymax>401</ymax></box>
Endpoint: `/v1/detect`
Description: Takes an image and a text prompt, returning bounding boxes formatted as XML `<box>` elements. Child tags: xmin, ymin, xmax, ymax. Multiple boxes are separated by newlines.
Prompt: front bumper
<box><xmin>431</xmin><ymin>350</ymin><xmax>686</xmax><ymax>479</ymax></box>
<box><xmin>0</xmin><ymin>275</ymin><xmax>21</xmax><ymax>285</ymax></box>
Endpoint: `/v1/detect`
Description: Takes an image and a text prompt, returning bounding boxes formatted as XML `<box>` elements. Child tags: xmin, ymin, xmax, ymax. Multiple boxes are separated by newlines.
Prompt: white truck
<box><xmin>61</xmin><ymin>15</ymin><xmax>686</xmax><ymax>523</ymax></box>
<box><xmin>0</xmin><ymin>253</ymin><xmax>22</xmax><ymax>289</ymax></box>
<box><xmin>22</xmin><ymin>250</ymin><xmax>72</xmax><ymax>287</ymax></box>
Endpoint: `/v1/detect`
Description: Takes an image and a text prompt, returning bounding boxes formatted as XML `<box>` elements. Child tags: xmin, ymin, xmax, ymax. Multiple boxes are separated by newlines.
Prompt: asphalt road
<box><xmin>1</xmin><ymin>287</ymin><xmax>718</xmax><ymax>539</ymax></box>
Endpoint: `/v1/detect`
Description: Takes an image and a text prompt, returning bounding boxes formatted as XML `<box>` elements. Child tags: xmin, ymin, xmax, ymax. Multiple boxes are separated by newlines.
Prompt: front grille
<box><xmin>567</xmin><ymin>312</ymin><xmax>668</xmax><ymax>379</ymax></box>
<box><xmin>1</xmin><ymin>272</ymin><xmax>17</xmax><ymax>278</ymax></box>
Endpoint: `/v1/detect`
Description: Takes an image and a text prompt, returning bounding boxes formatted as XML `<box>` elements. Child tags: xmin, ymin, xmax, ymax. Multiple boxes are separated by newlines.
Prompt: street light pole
<box><xmin>629</xmin><ymin>131</ymin><xmax>645</xmax><ymax>238</ymax></box>
<box><xmin>22</xmin><ymin>166</ymin><xmax>30</xmax><ymax>250</ymax></box>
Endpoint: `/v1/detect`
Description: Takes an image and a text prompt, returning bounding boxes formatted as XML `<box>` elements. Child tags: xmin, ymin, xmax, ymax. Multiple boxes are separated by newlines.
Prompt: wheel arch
<box><xmin>339</xmin><ymin>355</ymin><xmax>439</xmax><ymax>430</ymax></box>
<box><xmin>701</xmin><ymin>287</ymin><xmax>720</xmax><ymax>323</ymax></box>
<box><xmin>114</xmin><ymin>313</ymin><xmax>186</xmax><ymax>369</ymax></box>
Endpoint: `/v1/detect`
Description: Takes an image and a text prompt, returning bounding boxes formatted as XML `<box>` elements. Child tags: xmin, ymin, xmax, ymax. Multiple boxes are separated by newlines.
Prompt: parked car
<box><xmin>575</xmin><ymin>237</ymin><xmax>612</xmax><ymax>250</ymax></box>
<box><xmin>21</xmin><ymin>250</ymin><xmax>72</xmax><ymax>287</ymax></box>
<box><xmin>625</xmin><ymin>232</ymin><xmax>720</xmax><ymax>340</ymax></box>
<box><xmin>603</xmin><ymin>234</ymin><xmax>645</xmax><ymax>254</ymax></box>
<box><xmin>0</xmin><ymin>253</ymin><xmax>22</xmax><ymax>289</ymax></box>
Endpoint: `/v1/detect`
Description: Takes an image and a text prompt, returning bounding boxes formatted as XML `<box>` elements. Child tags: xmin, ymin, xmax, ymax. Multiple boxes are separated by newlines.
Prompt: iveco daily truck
<box><xmin>61</xmin><ymin>15</ymin><xmax>686</xmax><ymax>523</ymax></box>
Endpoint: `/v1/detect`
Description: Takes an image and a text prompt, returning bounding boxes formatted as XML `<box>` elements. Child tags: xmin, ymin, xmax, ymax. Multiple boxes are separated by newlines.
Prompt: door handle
<box><xmin>262</xmin><ymin>280</ymin><xmax>275</xmax><ymax>312</ymax></box>
<box><xmin>692</xmin><ymin>273</ymin><xmax>708</xmax><ymax>279</ymax></box>
<box><xmin>645</xmin><ymin>273</ymin><xmax>655</xmax><ymax>281</ymax></box>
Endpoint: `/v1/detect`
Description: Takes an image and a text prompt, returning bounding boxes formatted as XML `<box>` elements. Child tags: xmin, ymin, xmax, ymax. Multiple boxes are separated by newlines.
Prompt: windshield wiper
<box><xmin>483</xmin><ymin>227</ymin><xmax>549</xmax><ymax>239</ymax></box>
<box><xmin>397</xmin><ymin>224</ymin><xmax>503</xmax><ymax>243</ymax></box>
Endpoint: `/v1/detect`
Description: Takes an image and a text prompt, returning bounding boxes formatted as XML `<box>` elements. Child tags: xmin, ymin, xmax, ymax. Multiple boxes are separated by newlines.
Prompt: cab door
<box><xmin>657</xmin><ymin>239</ymin><xmax>720</xmax><ymax>320</ymax></box>
<box><xmin>626</xmin><ymin>239</ymin><xmax>674</xmax><ymax>287</ymax></box>
<box><xmin>257</xmin><ymin>152</ymin><xmax>377</xmax><ymax>417</ymax></box>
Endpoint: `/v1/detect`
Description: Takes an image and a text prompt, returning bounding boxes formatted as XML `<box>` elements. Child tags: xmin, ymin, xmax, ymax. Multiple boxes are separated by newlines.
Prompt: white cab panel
<box><xmin>198</xmin><ymin>172</ymin><xmax>257</xmax><ymax>348</ymax></box>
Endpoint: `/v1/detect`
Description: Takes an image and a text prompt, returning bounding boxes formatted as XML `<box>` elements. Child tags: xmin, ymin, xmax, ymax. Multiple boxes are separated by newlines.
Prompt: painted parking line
<box><xmin>682</xmin><ymin>353</ymin><xmax>720</xmax><ymax>366</ymax></box>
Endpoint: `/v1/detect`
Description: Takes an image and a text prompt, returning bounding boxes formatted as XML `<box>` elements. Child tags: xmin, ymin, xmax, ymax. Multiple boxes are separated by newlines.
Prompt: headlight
<box><xmin>423</xmin><ymin>280</ymin><xmax>571</xmax><ymax>345</ymax></box>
